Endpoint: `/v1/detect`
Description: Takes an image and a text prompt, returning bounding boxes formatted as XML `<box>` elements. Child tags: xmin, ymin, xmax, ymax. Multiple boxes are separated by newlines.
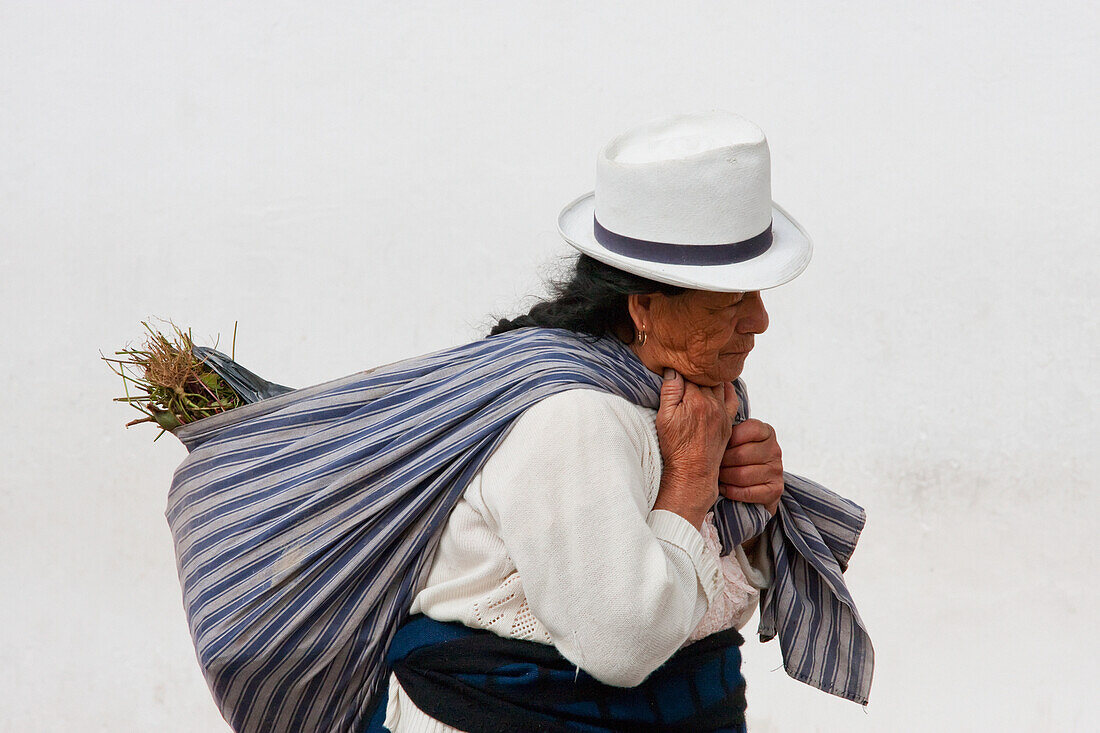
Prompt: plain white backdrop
<box><xmin>1</xmin><ymin>2</ymin><xmax>1096</xmax><ymax>731</ymax></box>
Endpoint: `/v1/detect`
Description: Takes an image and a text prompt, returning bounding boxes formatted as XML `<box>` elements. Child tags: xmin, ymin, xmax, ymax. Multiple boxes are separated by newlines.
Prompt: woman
<box><xmin>167</xmin><ymin>110</ymin><xmax>870</xmax><ymax>733</ymax></box>
<box><xmin>379</xmin><ymin>256</ymin><xmax>785</xmax><ymax>732</ymax></box>
<box><xmin>376</xmin><ymin>110</ymin><xmax>820</xmax><ymax>731</ymax></box>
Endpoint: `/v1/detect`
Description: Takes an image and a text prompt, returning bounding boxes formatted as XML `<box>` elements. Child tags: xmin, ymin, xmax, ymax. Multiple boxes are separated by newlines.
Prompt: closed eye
<box><xmin>706</xmin><ymin>296</ymin><xmax>745</xmax><ymax>313</ymax></box>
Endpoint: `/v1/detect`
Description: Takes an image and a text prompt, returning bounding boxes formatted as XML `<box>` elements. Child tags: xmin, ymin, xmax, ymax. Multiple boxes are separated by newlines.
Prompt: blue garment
<box><xmin>364</xmin><ymin>614</ymin><xmax>747</xmax><ymax>732</ymax></box>
<box><xmin>167</xmin><ymin>326</ymin><xmax>872</xmax><ymax>733</ymax></box>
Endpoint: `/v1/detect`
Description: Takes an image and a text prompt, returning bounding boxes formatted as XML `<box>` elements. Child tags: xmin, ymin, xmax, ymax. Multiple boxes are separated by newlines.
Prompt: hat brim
<box><xmin>557</xmin><ymin>191</ymin><xmax>813</xmax><ymax>292</ymax></box>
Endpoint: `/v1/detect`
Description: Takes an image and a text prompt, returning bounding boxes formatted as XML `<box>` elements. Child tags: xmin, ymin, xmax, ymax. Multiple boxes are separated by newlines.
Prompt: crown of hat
<box><xmin>593</xmin><ymin>110</ymin><xmax>773</xmax><ymax>247</ymax></box>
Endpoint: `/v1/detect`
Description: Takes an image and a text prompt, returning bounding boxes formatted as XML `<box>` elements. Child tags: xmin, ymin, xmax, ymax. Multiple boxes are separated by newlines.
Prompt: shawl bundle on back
<box><xmin>167</xmin><ymin>326</ymin><xmax>873</xmax><ymax>732</ymax></box>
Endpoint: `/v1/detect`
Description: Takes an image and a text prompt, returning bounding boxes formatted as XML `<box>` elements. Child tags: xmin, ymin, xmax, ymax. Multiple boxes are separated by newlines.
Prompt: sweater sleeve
<box><xmin>477</xmin><ymin>387</ymin><xmax>723</xmax><ymax>688</ymax></box>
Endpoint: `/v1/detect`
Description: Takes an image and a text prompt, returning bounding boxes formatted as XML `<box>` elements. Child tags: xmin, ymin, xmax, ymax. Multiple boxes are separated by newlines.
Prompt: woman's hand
<box><xmin>719</xmin><ymin>418</ymin><xmax>784</xmax><ymax>516</ymax></box>
<box><xmin>653</xmin><ymin>368</ymin><xmax>740</xmax><ymax>529</ymax></box>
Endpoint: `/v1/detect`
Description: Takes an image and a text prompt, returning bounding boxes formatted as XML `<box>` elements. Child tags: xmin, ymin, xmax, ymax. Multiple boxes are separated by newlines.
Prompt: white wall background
<box><xmin>1</xmin><ymin>2</ymin><xmax>1096</xmax><ymax>731</ymax></box>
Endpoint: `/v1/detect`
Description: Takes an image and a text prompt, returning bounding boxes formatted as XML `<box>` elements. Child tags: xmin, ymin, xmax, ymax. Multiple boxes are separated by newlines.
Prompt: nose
<box><xmin>737</xmin><ymin>291</ymin><xmax>769</xmax><ymax>335</ymax></box>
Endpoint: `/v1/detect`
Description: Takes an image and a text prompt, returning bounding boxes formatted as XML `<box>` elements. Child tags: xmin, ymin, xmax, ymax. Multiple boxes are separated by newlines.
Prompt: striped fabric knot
<box><xmin>166</xmin><ymin>326</ymin><xmax>873</xmax><ymax>733</ymax></box>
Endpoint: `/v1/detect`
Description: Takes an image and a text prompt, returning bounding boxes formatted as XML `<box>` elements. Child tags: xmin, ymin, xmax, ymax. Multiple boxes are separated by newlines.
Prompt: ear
<box><xmin>626</xmin><ymin>293</ymin><xmax>656</xmax><ymax>336</ymax></box>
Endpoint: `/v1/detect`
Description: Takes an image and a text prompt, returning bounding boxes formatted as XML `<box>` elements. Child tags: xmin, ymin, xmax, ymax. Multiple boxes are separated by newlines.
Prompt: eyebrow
<box><xmin>709</xmin><ymin>293</ymin><xmax>746</xmax><ymax>306</ymax></box>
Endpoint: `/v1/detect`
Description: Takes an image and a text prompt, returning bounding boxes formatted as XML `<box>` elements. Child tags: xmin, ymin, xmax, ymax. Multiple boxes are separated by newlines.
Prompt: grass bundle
<box><xmin>102</xmin><ymin>318</ymin><xmax>244</xmax><ymax>441</ymax></box>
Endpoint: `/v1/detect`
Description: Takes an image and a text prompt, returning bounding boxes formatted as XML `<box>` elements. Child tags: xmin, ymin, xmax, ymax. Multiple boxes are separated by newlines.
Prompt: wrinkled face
<box><xmin>631</xmin><ymin>289</ymin><xmax>770</xmax><ymax>386</ymax></box>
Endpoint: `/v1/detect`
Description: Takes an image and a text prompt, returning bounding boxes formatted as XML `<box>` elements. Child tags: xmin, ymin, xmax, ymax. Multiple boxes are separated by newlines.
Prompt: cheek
<box><xmin>658</xmin><ymin>317</ymin><xmax>732</xmax><ymax>367</ymax></box>
<box><xmin>694</xmin><ymin>323</ymin><xmax>737</xmax><ymax>363</ymax></box>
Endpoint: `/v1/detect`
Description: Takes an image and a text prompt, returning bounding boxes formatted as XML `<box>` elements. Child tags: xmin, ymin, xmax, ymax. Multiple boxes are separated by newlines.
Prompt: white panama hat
<box><xmin>557</xmin><ymin>110</ymin><xmax>813</xmax><ymax>292</ymax></box>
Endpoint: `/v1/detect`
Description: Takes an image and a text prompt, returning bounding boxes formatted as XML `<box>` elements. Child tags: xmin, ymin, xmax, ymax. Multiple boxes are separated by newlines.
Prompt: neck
<box><xmin>612</xmin><ymin>326</ymin><xmax>664</xmax><ymax>378</ymax></box>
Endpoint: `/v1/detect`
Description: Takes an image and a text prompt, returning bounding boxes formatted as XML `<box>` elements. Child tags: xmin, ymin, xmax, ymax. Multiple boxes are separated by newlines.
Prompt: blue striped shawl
<box><xmin>167</xmin><ymin>326</ymin><xmax>872</xmax><ymax>733</ymax></box>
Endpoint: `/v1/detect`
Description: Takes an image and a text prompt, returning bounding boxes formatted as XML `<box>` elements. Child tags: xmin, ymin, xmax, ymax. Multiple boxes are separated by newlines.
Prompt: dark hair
<box><xmin>487</xmin><ymin>254</ymin><xmax>687</xmax><ymax>340</ymax></box>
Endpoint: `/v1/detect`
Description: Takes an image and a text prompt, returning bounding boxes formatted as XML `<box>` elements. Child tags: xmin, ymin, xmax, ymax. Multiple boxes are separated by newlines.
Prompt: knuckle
<box><xmin>722</xmin><ymin>484</ymin><xmax>747</xmax><ymax>499</ymax></box>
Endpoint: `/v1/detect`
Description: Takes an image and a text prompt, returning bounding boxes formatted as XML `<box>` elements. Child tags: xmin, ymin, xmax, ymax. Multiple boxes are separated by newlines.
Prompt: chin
<box><xmin>692</xmin><ymin>368</ymin><xmax>744</xmax><ymax>386</ymax></box>
<box><xmin>681</xmin><ymin>353</ymin><xmax>749</xmax><ymax>386</ymax></box>
<box><xmin>719</xmin><ymin>354</ymin><xmax>749</xmax><ymax>380</ymax></box>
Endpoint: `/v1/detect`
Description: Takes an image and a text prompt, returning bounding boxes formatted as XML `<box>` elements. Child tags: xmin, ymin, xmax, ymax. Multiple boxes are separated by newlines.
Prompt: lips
<box><xmin>722</xmin><ymin>340</ymin><xmax>754</xmax><ymax>356</ymax></box>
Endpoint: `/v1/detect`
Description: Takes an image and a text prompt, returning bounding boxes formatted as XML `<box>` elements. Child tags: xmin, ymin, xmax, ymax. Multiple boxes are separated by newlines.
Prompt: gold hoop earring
<box><xmin>636</xmin><ymin>329</ymin><xmax>647</xmax><ymax>346</ymax></box>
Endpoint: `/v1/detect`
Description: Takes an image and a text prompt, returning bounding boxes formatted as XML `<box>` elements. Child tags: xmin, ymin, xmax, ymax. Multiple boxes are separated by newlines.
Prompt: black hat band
<box><xmin>593</xmin><ymin>216</ymin><xmax>773</xmax><ymax>266</ymax></box>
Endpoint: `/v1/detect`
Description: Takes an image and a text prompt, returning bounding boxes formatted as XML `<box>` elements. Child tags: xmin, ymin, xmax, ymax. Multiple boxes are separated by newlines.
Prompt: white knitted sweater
<box><xmin>383</xmin><ymin>387</ymin><xmax>773</xmax><ymax>732</ymax></box>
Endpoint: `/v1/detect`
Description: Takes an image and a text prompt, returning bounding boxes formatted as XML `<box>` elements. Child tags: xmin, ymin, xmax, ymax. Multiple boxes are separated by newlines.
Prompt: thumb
<box><xmin>660</xmin><ymin>367</ymin><xmax>684</xmax><ymax>408</ymax></box>
<box><xmin>723</xmin><ymin>381</ymin><xmax>741</xmax><ymax>421</ymax></box>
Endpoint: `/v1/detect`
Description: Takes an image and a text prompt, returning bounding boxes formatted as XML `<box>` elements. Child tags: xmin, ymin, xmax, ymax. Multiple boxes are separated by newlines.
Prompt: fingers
<box><xmin>719</xmin><ymin>483</ymin><xmax>773</xmax><ymax>503</ymax></box>
<box><xmin>719</xmin><ymin>463</ymin><xmax>775</xmax><ymax>486</ymax></box>
<box><xmin>660</xmin><ymin>368</ymin><xmax>685</xmax><ymax>408</ymax></box>
<box><xmin>715</xmin><ymin>409</ymin><xmax>783</xmax><ymax>516</ymax></box>
<box><xmin>660</xmin><ymin>373</ymin><xmax>737</xmax><ymax>419</ymax></box>
<box><xmin>680</xmin><ymin>377</ymin><xmax>724</xmax><ymax>408</ymax></box>
<box><xmin>719</xmin><ymin>482</ymin><xmax>784</xmax><ymax>515</ymax></box>
<box><xmin>724</xmin><ymin>438</ymin><xmax>781</xmax><ymax>466</ymax></box>
<box><xmin>723</xmin><ymin>381</ymin><xmax>741</xmax><ymax>421</ymax></box>
<box><xmin>682</xmin><ymin>379</ymin><xmax>727</xmax><ymax>404</ymax></box>
<box><xmin>728</xmin><ymin>418</ymin><xmax>776</xmax><ymax>447</ymax></box>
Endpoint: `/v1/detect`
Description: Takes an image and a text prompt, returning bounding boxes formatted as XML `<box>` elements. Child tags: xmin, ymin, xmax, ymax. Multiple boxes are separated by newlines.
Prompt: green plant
<box><xmin>101</xmin><ymin>318</ymin><xmax>243</xmax><ymax>441</ymax></box>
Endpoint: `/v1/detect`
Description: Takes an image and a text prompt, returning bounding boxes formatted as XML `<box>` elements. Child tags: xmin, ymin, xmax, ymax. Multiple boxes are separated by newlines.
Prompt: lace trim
<box><xmin>472</xmin><ymin>573</ymin><xmax>552</xmax><ymax>643</ymax></box>
<box><xmin>684</xmin><ymin>512</ymin><xmax>760</xmax><ymax>644</ymax></box>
